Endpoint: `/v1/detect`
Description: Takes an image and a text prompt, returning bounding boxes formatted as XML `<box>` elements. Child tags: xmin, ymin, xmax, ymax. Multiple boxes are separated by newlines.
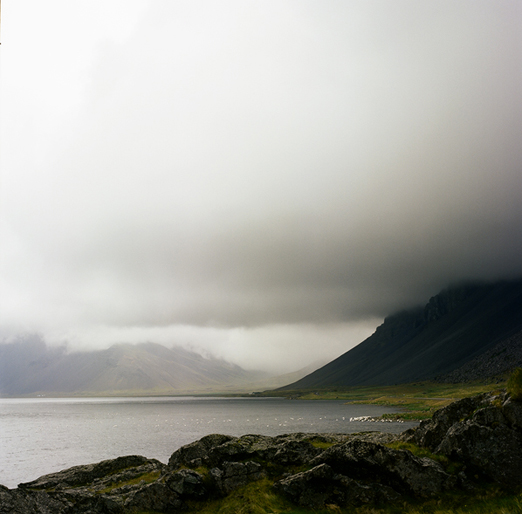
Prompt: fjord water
<box><xmin>0</xmin><ymin>396</ymin><xmax>417</xmax><ymax>489</ymax></box>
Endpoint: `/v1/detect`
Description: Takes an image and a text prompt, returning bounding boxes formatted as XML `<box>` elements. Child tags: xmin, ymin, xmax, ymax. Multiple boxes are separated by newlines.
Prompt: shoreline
<box><xmin>2</xmin><ymin>390</ymin><xmax>521</xmax><ymax>513</ymax></box>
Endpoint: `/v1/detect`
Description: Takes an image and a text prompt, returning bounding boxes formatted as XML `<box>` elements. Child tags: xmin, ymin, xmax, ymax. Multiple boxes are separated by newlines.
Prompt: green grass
<box><xmin>172</xmin><ymin>436</ymin><xmax>520</xmax><ymax>514</ymax></box>
<box><xmin>96</xmin><ymin>470</ymin><xmax>161</xmax><ymax>493</ymax></box>
<box><xmin>308</xmin><ymin>440</ymin><xmax>336</xmax><ymax>450</ymax></box>
<box><xmin>185</xmin><ymin>478</ymin><xmax>306</xmax><ymax>514</ymax></box>
<box><xmin>385</xmin><ymin>441</ymin><xmax>463</xmax><ymax>475</ymax></box>
<box><xmin>179</xmin><ymin>478</ymin><xmax>522</xmax><ymax>514</ymax></box>
<box><xmin>131</xmin><ymin>380</ymin><xmax>517</xmax><ymax>513</ymax></box>
<box><xmin>265</xmin><ymin>381</ymin><xmax>506</xmax><ymax>420</ymax></box>
<box><xmin>507</xmin><ymin>368</ymin><xmax>522</xmax><ymax>401</ymax></box>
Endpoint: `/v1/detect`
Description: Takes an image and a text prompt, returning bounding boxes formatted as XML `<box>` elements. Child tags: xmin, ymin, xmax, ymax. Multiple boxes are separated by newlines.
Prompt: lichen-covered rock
<box><xmin>0</xmin><ymin>485</ymin><xmax>68</xmax><ymax>514</ymax></box>
<box><xmin>402</xmin><ymin>391</ymin><xmax>522</xmax><ymax>489</ymax></box>
<box><xmin>211</xmin><ymin>434</ymin><xmax>322</xmax><ymax>467</ymax></box>
<box><xmin>3</xmin><ymin>455</ymin><xmax>167</xmax><ymax>514</ymax></box>
<box><xmin>124</xmin><ymin>482</ymin><xmax>182</xmax><ymax>513</ymax></box>
<box><xmin>502</xmin><ymin>397</ymin><xmax>522</xmax><ymax>429</ymax></box>
<box><xmin>62</xmin><ymin>494</ymin><xmax>123</xmax><ymax>514</ymax></box>
<box><xmin>274</xmin><ymin>463</ymin><xmax>400</xmax><ymax>509</ymax></box>
<box><xmin>311</xmin><ymin>439</ymin><xmax>455</xmax><ymax>497</ymax></box>
<box><xmin>400</xmin><ymin>394</ymin><xmax>491</xmax><ymax>451</ymax></box>
<box><xmin>165</xmin><ymin>469</ymin><xmax>207</xmax><ymax>498</ymax></box>
<box><xmin>168</xmin><ymin>433</ymin><xmax>235</xmax><ymax>469</ymax></box>
<box><xmin>168</xmin><ymin>432</ymin><xmax>331</xmax><ymax>470</ymax></box>
<box><xmin>19</xmin><ymin>455</ymin><xmax>163</xmax><ymax>490</ymax></box>
<box><xmin>436</xmin><ymin>419</ymin><xmax>522</xmax><ymax>489</ymax></box>
<box><xmin>209</xmin><ymin>461</ymin><xmax>265</xmax><ymax>495</ymax></box>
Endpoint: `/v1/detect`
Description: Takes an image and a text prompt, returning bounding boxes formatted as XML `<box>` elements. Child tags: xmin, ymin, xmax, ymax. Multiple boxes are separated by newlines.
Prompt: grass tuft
<box><xmin>385</xmin><ymin>441</ymin><xmax>464</xmax><ymax>475</ymax></box>
<box><xmin>184</xmin><ymin>481</ymin><xmax>522</xmax><ymax>514</ymax></box>
<box><xmin>97</xmin><ymin>470</ymin><xmax>161</xmax><ymax>494</ymax></box>
<box><xmin>507</xmin><ymin>368</ymin><xmax>522</xmax><ymax>401</ymax></box>
<box><xmin>177</xmin><ymin>467</ymin><xmax>522</xmax><ymax>514</ymax></box>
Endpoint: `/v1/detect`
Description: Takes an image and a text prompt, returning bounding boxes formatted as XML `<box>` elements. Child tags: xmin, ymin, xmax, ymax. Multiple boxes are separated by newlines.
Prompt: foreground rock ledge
<box><xmin>1</xmin><ymin>391</ymin><xmax>521</xmax><ymax>513</ymax></box>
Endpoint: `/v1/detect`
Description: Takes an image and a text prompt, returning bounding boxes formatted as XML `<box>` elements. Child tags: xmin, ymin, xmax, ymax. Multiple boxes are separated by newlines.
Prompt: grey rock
<box><xmin>165</xmin><ymin>469</ymin><xmax>206</xmax><ymax>498</ymax></box>
<box><xmin>124</xmin><ymin>482</ymin><xmax>182</xmax><ymax>512</ymax></box>
<box><xmin>311</xmin><ymin>439</ymin><xmax>455</xmax><ymax>497</ymax></box>
<box><xmin>168</xmin><ymin>433</ymin><xmax>235</xmax><ymax>469</ymax></box>
<box><xmin>63</xmin><ymin>494</ymin><xmax>123</xmax><ymax>514</ymax></box>
<box><xmin>401</xmin><ymin>394</ymin><xmax>491</xmax><ymax>450</ymax></box>
<box><xmin>472</xmin><ymin>405</ymin><xmax>508</xmax><ymax>426</ymax></box>
<box><xmin>209</xmin><ymin>461</ymin><xmax>265</xmax><ymax>495</ymax></box>
<box><xmin>346</xmin><ymin>431</ymin><xmax>399</xmax><ymax>445</ymax></box>
<box><xmin>502</xmin><ymin>397</ymin><xmax>522</xmax><ymax>429</ymax></box>
<box><xmin>19</xmin><ymin>455</ymin><xmax>162</xmax><ymax>490</ymax></box>
<box><xmin>403</xmin><ymin>390</ymin><xmax>522</xmax><ymax>489</ymax></box>
<box><xmin>0</xmin><ymin>487</ymin><xmax>68</xmax><ymax>514</ymax></box>
<box><xmin>168</xmin><ymin>432</ymin><xmax>327</xmax><ymax>470</ymax></box>
<box><xmin>436</xmin><ymin>419</ymin><xmax>522</xmax><ymax>489</ymax></box>
<box><xmin>274</xmin><ymin>463</ymin><xmax>400</xmax><ymax>509</ymax></box>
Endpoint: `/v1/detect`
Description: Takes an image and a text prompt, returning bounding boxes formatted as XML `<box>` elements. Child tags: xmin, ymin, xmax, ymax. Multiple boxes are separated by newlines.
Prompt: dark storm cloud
<box><xmin>1</xmin><ymin>0</ymin><xmax>521</xmax><ymax>370</ymax></box>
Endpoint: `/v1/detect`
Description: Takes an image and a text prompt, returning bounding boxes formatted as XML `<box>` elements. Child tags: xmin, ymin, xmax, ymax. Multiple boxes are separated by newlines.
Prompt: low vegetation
<box><xmin>8</xmin><ymin>378</ymin><xmax>522</xmax><ymax>513</ymax></box>
<box><xmin>174</xmin><ymin>378</ymin><xmax>522</xmax><ymax>514</ymax></box>
<box><xmin>263</xmin><ymin>380</ymin><xmax>506</xmax><ymax>420</ymax></box>
<box><xmin>384</xmin><ymin>441</ymin><xmax>463</xmax><ymax>475</ymax></box>
<box><xmin>97</xmin><ymin>470</ymin><xmax>161</xmax><ymax>494</ymax></box>
<box><xmin>176</xmin><ymin>441</ymin><xmax>521</xmax><ymax>514</ymax></box>
<box><xmin>507</xmin><ymin>367</ymin><xmax>522</xmax><ymax>401</ymax></box>
<box><xmin>183</xmin><ymin>479</ymin><xmax>522</xmax><ymax>514</ymax></box>
<box><xmin>185</xmin><ymin>478</ymin><xmax>300</xmax><ymax>514</ymax></box>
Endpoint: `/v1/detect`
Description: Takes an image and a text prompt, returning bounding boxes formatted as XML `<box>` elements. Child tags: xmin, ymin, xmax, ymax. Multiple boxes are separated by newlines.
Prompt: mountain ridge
<box><xmin>279</xmin><ymin>278</ymin><xmax>522</xmax><ymax>389</ymax></box>
<box><xmin>0</xmin><ymin>339</ymin><xmax>272</xmax><ymax>396</ymax></box>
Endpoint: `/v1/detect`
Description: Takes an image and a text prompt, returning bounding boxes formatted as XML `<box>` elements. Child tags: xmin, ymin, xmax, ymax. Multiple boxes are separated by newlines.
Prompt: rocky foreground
<box><xmin>1</xmin><ymin>391</ymin><xmax>521</xmax><ymax>513</ymax></box>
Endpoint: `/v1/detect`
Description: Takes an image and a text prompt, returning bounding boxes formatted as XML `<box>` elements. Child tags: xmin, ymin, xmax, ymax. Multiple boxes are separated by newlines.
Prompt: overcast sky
<box><xmin>0</xmin><ymin>1</ymin><xmax>521</xmax><ymax>373</ymax></box>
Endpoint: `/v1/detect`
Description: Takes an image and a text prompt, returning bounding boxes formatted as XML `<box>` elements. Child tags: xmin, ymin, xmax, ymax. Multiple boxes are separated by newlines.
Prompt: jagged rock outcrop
<box><xmin>401</xmin><ymin>394</ymin><xmax>491</xmax><ymax>451</ymax></box>
<box><xmin>306</xmin><ymin>439</ymin><xmax>456</xmax><ymax>498</ymax></box>
<box><xmin>273</xmin><ymin>463</ymin><xmax>401</xmax><ymax>509</ymax></box>
<box><xmin>209</xmin><ymin>461</ymin><xmax>265</xmax><ymax>495</ymax></box>
<box><xmin>1</xmin><ymin>392</ymin><xmax>522</xmax><ymax>512</ymax></box>
<box><xmin>272</xmin><ymin>438</ymin><xmax>456</xmax><ymax>509</ymax></box>
<box><xmin>0</xmin><ymin>455</ymin><xmax>204</xmax><ymax>514</ymax></box>
<box><xmin>401</xmin><ymin>391</ymin><xmax>522</xmax><ymax>489</ymax></box>
<box><xmin>168</xmin><ymin>432</ymin><xmax>351</xmax><ymax>470</ymax></box>
<box><xmin>19</xmin><ymin>455</ymin><xmax>161</xmax><ymax>490</ymax></box>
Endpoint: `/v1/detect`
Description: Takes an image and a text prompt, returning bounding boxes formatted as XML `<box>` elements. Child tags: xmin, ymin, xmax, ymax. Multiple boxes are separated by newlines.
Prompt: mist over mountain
<box><xmin>280</xmin><ymin>278</ymin><xmax>522</xmax><ymax>390</ymax></box>
<box><xmin>0</xmin><ymin>338</ymin><xmax>281</xmax><ymax>396</ymax></box>
<box><xmin>2</xmin><ymin>279</ymin><xmax>521</xmax><ymax>396</ymax></box>
<box><xmin>1</xmin><ymin>2</ymin><xmax>521</xmax><ymax>374</ymax></box>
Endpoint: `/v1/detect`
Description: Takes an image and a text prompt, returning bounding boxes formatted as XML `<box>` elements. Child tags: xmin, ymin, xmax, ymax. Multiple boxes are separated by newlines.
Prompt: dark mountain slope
<box><xmin>438</xmin><ymin>328</ymin><xmax>522</xmax><ymax>382</ymax></box>
<box><xmin>280</xmin><ymin>278</ymin><xmax>522</xmax><ymax>389</ymax></box>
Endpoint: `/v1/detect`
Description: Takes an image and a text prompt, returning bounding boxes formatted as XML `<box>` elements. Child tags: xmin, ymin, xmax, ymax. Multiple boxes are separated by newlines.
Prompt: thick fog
<box><xmin>1</xmin><ymin>1</ymin><xmax>521</xmax><ymax>373</ymax></box>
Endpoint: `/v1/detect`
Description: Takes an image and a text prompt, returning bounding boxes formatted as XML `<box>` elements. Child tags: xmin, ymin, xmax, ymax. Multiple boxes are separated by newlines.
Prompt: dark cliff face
<box><xmin>374</xmin><ymin>308</ymin><xmax>424</xmax><ymax>339</ymax></box>
<box><xmin>422</xmin><ymin>282</ymin><xmax>483</xmax><ymax>323</ymax></box>
<box><xmin>280</xmin><ymin>278</ymin><xmax>522</xmax><ymax>389</ymax></box>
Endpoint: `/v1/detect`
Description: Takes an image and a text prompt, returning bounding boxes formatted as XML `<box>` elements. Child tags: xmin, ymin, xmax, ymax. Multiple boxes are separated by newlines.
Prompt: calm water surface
<box><xmin>0</xmin><ymin>397</ymin><xmax>418</xmax><ymax>488</ymax></box>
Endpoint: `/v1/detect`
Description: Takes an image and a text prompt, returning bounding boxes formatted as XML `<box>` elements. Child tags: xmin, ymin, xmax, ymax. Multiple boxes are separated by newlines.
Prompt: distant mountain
<box><xmin>0</xmin><ymin>339</ymin><xmax>272</xmax><ymax>396</ymax></box>
<box><xmin>279</xmin><ymin>278</ymin><xmax>522</xmax><ymax>389</ymax></box>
